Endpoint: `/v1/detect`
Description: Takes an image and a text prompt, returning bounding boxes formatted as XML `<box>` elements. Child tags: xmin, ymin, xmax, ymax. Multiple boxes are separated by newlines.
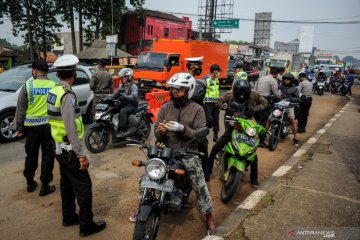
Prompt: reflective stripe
<box><xmin>29</xmin><ymin>80</ymin><xmax>34</xmax><ymax>105</ymax></box>
<box><xmin>204</xmin><ymin>97</ymin><xmax>218</xmax><ymax>102</ymax></box>
<box><xmin>24</xmin><ymin>116</ymin><xmax>48</xmax><ymax>125</ymax></box>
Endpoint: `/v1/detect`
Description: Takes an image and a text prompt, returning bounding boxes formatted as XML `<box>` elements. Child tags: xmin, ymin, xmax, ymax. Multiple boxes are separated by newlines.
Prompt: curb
<box><xmin>209</xmin><ymin>100</ymin><xmax>352</xmax><ymax>239</ymax></box>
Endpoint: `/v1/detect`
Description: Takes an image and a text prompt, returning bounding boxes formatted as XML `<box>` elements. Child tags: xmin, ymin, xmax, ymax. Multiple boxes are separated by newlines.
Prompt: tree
<box><xmin>55</xmin><ymin>0</ymin><xmax>77</xmax><ymax>54</ymax></box>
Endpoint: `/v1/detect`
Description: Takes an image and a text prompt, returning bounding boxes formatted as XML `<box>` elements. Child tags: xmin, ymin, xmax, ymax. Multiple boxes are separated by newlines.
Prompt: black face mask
<box><xmin>171</xmin><ymin>92</ymin><xmax>189</xmax><ymax>107</ymax></box>
<box><xmin>194</xmin><ymin>67</ymin><xmax>202</xmax><ymax>76</ymax></box>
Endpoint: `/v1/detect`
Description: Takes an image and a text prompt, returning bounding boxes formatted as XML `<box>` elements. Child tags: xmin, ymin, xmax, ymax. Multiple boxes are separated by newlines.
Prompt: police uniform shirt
<box><xmin>60</xmin><ymin>80</ymin><xmax>85</xmax><ymax>157</ymax></box>
<box><xmin>255</xmin><ymin>74</ymin><xmax>280</xmax><ymax>98</ymax></box>
<box><xmin>298</xmin><ymin>79</ymin><xmax>313</xmax><ymax>96</ymax></box>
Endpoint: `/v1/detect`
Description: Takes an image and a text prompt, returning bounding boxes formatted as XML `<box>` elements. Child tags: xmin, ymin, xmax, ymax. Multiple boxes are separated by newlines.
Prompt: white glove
<box><xmin>164</xmin><ymin>121</ymin><xmax>185</xmax><ymax>132</ymax></box>
<box><xmin>220</xmin><ymin>103</ymin><xmax>228</xmax><ymax>110</ymax></box>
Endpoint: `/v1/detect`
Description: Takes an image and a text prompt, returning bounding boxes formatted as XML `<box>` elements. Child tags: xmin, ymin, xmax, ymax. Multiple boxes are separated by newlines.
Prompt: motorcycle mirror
<box><xmin>195</xmin><ymin>127</ymin><xmax>210</xmax><ymax>138</ymax></box>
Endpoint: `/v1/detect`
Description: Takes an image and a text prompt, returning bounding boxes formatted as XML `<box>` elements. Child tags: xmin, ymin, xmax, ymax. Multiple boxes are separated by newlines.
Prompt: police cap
<box><xmin>185</xmin><ymin>56</ymin><xmax>204</xmax><ymax>64</ymax></box>
<box><xmin>54</xmin><ymin>54</ymin><xmax>79</xmax><ymax>70</ymax></box>
<box><xmin>32</xmin><ymin>59</ymin><xmax>49</xmax><ymax>72</ymax></box>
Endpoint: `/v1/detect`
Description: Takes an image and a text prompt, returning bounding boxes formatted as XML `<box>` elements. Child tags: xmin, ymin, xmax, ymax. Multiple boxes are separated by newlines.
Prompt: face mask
<box><xmin>194</xmin><ymin>67</ymin><xmax>202</xmax><ymax>76</ymax></box>
<box><xmin>215</xmin><ymin>72</ymin><xmax>220</xmax><ymax>78</ymax></box>
<box><xmin>170</xmin><ymin>91</ymin><xmax>188</xmax><ymax>107</ymax></box>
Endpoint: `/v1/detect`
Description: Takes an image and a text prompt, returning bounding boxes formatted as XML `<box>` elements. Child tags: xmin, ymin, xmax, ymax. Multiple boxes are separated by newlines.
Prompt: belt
<box><xmin>94</xmin><ymin>90</ymin><xmax>110</xmax><ymax>94</ymax></box>
<box><xmin>55</xmin><ymin>142</ymin><xmax>73</xmax><ymax>155</ymax></box>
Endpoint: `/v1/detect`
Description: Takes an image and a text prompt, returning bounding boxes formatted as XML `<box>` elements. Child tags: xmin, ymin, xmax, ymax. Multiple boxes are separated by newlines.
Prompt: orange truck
<box><xmin>133</xmin><ymin>39</ymin><xmax>229</xmax><ymax>93</ymax></box>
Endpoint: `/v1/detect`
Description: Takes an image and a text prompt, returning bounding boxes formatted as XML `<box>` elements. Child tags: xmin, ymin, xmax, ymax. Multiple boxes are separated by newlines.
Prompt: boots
<box><xmin>39</xmin><ymin>184</ymin><xmax>56</xmax><ymax>196</ymax></box>
<box><xmin>79</xmin><ymin>221</ymin><xmax>106</xmax><ymax>237</ymax></box>
<box><xmin>26</xmin><ymin>180</ymin><xmax>38</xmax><ymax>193</ymax></box>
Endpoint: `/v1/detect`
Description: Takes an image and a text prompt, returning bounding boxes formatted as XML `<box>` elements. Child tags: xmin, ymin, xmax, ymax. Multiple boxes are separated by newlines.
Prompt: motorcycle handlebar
<box><xmin>185</xmin><ymin>149</ymin><xmax>205</xmax><ymax>157</ymax></box>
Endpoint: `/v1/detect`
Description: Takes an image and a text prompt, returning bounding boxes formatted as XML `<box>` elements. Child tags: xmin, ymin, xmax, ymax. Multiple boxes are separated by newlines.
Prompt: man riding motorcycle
<box><xmin>208</xmin><ymin>80</ymin><xmax>268</xmax><ymax>188</ymax></box>
<box><xmin>154</xmin><ymin>72</ymin><xmax>216</xmax><ymax>233</ymax></box>
<box><xmin>113</xmin><ymin>68</ymin><xmax>138</xmax><ymax>136</ymax></box>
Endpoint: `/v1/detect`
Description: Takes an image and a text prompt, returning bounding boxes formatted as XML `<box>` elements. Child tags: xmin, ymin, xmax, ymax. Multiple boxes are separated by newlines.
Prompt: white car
<box><xmin>0</xmin><ymin>64</ymin><xmax>94</xmax><ymax>142</ymax></box>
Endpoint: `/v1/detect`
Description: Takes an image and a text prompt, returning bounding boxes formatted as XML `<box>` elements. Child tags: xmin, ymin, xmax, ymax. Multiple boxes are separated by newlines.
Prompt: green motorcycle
<box><xmin>220</xmin><ymin>103</ymin><xmax>265</xmax><ymax>203</ymax></box>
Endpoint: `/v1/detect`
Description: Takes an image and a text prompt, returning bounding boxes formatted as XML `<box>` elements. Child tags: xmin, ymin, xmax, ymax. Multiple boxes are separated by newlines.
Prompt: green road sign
<box><xmin>212</xmin><ymin>19</ymin><xmax>239</xmax><ymax>28</ymax></box>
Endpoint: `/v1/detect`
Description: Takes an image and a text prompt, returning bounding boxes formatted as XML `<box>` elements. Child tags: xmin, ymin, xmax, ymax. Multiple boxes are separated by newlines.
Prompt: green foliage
<box><xmin>225</xmin><ymin>39</ymin><xmax>253</xmax><ymax>45</ymax></box>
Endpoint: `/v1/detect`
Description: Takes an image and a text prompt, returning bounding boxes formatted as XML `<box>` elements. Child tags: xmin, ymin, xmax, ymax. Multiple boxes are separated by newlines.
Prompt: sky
<box><xmin>1</xmin><ymin>0</ymin><xmax>360</xmax><ymax>59</ymax></box>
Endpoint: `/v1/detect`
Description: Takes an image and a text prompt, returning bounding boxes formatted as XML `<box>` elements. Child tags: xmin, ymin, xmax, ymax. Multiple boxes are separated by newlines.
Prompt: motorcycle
<box><xmin>219</xmin><ymin>102</ymin><xmax>265</xmax><ymax>203</ymax></box>
<box><xmin>313</xmin><ymin>78</ymin><xmax>326</xmax><ymax>95</ymax></box>
<box><xmin>329</xmin><ymin>77</ymin><xmax>349</xmax><ymax>96</ymax></box>
<box><xmin>85</xmin><ymin>95</ymin><xmax>153</xmax><ymax>153</ymax></box>
<box><xmin>130</xmin><ymin>128</ymin><xmax>209</xmax><ymax>240</ymax></box>
<box><xmin>268</xmin><ymin>99</ymin><xmax>299</xmax><ymax>151</ymax></box>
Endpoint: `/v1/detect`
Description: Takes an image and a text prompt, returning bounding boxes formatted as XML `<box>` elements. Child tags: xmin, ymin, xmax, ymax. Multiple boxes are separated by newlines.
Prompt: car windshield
<box><xmin>0</xmin><ymin>67</ymin><xmax>32</xmax><ymax>92</ymax></box>
<box><xmin>228</xmin><ymin>60</ymin><xmax>236</xmax><ymax>74</ymax></box>
<box><xmin>135</xmin><ymin>52</ymin><xmax>166</xmax><ymax>71</ymax></box>
<box><xmin>269</xmin><ymin>60</ymin><xmax>286</xmax><ymax>68</ymax></box>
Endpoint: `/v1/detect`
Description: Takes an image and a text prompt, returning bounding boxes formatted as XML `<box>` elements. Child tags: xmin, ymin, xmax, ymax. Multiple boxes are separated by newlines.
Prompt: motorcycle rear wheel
<box><xmin>133</xmin><ymin>208</ymin><xmax>160</xmax><ymax>240</ymax></box>
<box><xmin>136</xmin><ymin>119</ymin><xmax>151</xmax><ymax>140</ymax></box>
<box><xmin>269</xmin><ymin>127</ymin><xmax>279</xmax><ymax>151</ymax></box>
<box><xmin>221</xmin><ymin>167</ymin><xmax>242</xmax><ymax>203</ymax></box>
<box><xmin>85</xmin><ymin>127</ymin><xmax>109</xmax><ymax>153</ymax></box>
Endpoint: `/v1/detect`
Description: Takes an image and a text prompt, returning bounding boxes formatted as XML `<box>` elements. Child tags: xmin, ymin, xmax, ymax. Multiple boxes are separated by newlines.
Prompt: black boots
<box><xmin>213</xmin><ymin>132</ymin><xmax>219</xmax><ymax>142</ymax></box>
<box><xmin>63</xmin><ymin>213</ymin><xmax>80</xmax><ymax>226</ymax></box>
<box><xmin>27</xmin><ymin>180</ymin><xmax>38</xmax><ymax>192</ymax></box>
<box><xmin>39</xmin><ymin>184</ymin><xmax>56</xmax><ymax>196</ymax></box>
<box><xmin>80</xmin><ymin>221</ymin><xmax>107</xmax><ymax>237</ymax></box>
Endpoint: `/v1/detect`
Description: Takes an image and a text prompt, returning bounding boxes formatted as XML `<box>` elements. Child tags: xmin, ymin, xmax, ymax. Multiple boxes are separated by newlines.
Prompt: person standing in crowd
<box><xmin>204</xmin><ymin>64</ymin><xmax>221</xmax><ymax>142</ymax></box>
<box><xmin>234</xmin><ymin>62</ymin><xmax>248</xmax><ymax>82</ymax></box>
<box><xmin>297</xmin><ymin>72</ymin><xmax>313</xmax><ymax>133</ymax></box>
<box><xmin>90</xmin><ymin>59</ymin><xmax>113</xmax><ymax>119</ymax></box>
<box><xmin>47</xmin><ymin>54</ymin><xmax>106</xmax><ymax>237</ymax></box>
<box><xmin>15</xmin><ymin>60</ymin><xmax>56</xmax><ymax>196</ymax></box>
<box><xmin>346</xmin><ymin>69</ymin><xmax>356</xmax><ymax>96</ymax></box>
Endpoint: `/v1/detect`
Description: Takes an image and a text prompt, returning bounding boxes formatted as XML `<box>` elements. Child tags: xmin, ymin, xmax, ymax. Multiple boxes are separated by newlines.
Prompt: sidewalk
<box><xmin>239</xmin><ymin>89</ymin><xmax>360</xmax><ymax>240</ymax></box>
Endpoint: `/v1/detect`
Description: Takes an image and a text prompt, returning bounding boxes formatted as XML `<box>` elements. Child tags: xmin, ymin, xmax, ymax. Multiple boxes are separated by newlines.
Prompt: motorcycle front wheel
<box><xmin>85</xmin><ymin>127</ymin><xmax>109</xmax><ymax>153</ymax></box>
<box><xmin>269</xmin><ymin>127</ymin><xmax>279</xmax><ymax>151</ymax></box>
<box><xmin>133</xmin><ymin>207</ymin><xmax>160</xmax><ymax>240</ymax></box>
<box><xmin>221</xmin><ymin>166</ymin><xmax>242</xmax><ymax>203</ymax></box>
<box><xmin>317</xmin><ymin>89</ymin><xmax>324</xmax><ymax>96</ymax></box>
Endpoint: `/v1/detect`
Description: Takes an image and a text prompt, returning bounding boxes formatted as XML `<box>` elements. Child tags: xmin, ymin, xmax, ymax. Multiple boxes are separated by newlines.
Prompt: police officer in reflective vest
<box><xmin>204</xmin><ymin>64</ymin><xmax>221</xmax><ymax>142</ymax></box>
<box><xmin>15</xmin><ymin>59</ymin><xmax>56</xmax><ymax>196</ymax></box>
<box><xmin>234</xmin><ymin>62</ymin><xmax>248</xmax><ymax>82</ymax></box>
<box><xmin>47</xmin><ymin>54</ymin><xmax>106</xmax><ymax>237</ymax></box>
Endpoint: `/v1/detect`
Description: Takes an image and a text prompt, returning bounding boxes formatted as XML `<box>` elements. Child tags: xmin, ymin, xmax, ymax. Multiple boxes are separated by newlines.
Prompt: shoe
<box><xmin>27</xmin><ymin>180</ymin><xmax>38</xmax><ymax>193</ymax></box>
<box><xmin>39</xmin><ymin>185</ymin><xmax>56</xmax><ymax>196</ymax></box>
<box><xmin>293</xmin><ymin>139</ymin><xmax>300</xmax><ymax>146</ymax></box>
<box><xmin>213</xmin><ymin>134</ymin><xmax>219</xmax><ymax>142</ymax></box>
<box><xmin>79</xmin><ymin>221</ymin><xmax>106</xmax><ymax>237</ymax></box>
<box><xmin>63</xmin><ymin>214</ymin><xmax>80</xmax><ymax>226</ymax></box>
<box><xmin>251</xmin><ymin>180</ymin><xmax>259</xmax><ymax>189</ymax></box>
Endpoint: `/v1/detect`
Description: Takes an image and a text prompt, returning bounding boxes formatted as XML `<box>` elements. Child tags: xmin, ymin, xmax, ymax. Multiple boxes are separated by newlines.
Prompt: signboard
<box><xmin>106</xmin><ymin>43</ymin><xmax>116</xmax><ymax>57</ymax></box>
<box><xmin>212</xmin><ymin>19</ymin><xmax>239</xmax><ymax>29</ymax></box>
<box><xmin>106</xmin><ymin>35</ymin><xmax>118</xmax><ymax>44</ymax></box>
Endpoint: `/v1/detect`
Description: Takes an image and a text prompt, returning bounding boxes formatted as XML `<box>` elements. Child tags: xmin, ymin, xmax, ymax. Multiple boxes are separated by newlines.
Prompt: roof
<box><xmin>76</xmin><ymin>39</ymin><xmax>132</xmax><ymax>59</ymax></box>
<box><xmin>40</xmin><ymin>52</ymin><xmax>57</xmax><ymax>63</ymax></box>
<box><xmin>126</xmin><ymin>9</ymin><xmax>185</xmax><ymax>23</ymax></box>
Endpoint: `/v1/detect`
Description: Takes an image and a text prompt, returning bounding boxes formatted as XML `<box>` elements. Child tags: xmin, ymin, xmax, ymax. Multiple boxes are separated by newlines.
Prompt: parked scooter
<box><xmin>219</xmin><ymin>102</ymin><xmax>265</xmax><ymax>203</ymax></box>
<box><xmin>329</xmin><ymin>77</ymin><xmax>349</xmax><ymax>96</ymax></box>
<box><xmin>268</xmin><ymin>98</ymin><xmax>299</xmax><ymax>151</ymax></box>
<box><xmin>85</xmin><ymin>95</ymin><xmax>153</xmax><ymax>153</ymax></box>
<box><xmin>130</xmin><ymin>128</ymin><xmax>209</xmax><ymax>240</ymax></box>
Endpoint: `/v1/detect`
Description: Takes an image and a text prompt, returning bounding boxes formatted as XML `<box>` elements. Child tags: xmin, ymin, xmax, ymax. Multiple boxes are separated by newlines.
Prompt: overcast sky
<box><xmin>1</xmin><ymin>0</ymin><xmax>360</xmax><ymax>58</ymax></box>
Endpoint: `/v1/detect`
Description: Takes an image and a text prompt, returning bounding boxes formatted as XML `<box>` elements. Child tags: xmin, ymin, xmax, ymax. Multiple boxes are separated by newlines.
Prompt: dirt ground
<box><xmin>0</xmin><ymin>92</ymin><xmax>347</xmax><ymax>240</ymax></box>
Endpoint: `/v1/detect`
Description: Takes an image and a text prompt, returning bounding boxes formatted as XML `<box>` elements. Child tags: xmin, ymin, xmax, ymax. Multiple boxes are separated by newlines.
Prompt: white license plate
<box><xmin>95</xmin><ymin>104</ymin><xmax>108</xmax><ymax>110</ymax></box>
<box><xmin>236</xmin><ymin>134</ymin><xmax>257</xmax><ymax>146</ymax></box>
<box><xmin>140</xmin><ymin>176</ymin><xmax>174</xmax><ymax>192</ymax></box>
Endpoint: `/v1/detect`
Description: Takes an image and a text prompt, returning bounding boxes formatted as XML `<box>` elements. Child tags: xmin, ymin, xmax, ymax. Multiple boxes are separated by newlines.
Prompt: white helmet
<box><xmin>119</xmin><ymin>68</ymin><xmax>133</xmax><ymax>79</ymax></box>
<box><xmin>167</xmin><ymin>72</ymin><xmax>196</xmax><ymax>99</ymax></box>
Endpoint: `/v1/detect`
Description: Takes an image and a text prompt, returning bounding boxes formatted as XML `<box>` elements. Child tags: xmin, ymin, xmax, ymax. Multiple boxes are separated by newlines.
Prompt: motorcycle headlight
<box><xmin>146</xmin><ymin>158</ymin><xmax>167</xmax><ymax>180</ymax></box>
<box><xmin>272</xmin><ymin>109</ymin><xmax>282</xmax><ymax>118</ymax></box>
<box><xmin>101</xmin><ymin>114</ymin><xmax>111</xmax><ymax>121</ymax></box>
<box><xmin>245</xmin><ymin>126</ymin><xmax>256</xmax><ymax>137</ymax></box>
<box><xmin>94</xmin><ymin>112</ymin><xmax>103</xmax><ymax>120</ymax></box>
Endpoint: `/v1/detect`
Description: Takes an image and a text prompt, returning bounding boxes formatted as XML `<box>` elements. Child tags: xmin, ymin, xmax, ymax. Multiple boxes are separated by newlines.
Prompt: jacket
<box><xmin>279</xmin><ymin>84</ymin><xmax>299</xmax><ymax>99</ymax></box>
<box><xmin>154</xmin><ymin>100</ymin><xmax>206</xmax><ymax>150</ymax></box>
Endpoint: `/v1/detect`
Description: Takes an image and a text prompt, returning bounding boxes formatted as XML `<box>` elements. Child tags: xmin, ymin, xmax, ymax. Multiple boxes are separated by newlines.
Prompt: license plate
<box><xmin>236</xmin><ymin>134</ymin><xmax>257</xmax><ymax>146</ymax></box>
<box><xmin>95</xmin><ymin>104</ymin><xmax>108</xmax><ymax>110</ymax></box>
<box><xmin>140</xmin><ymin>176</ymin><xmax>174</xmax><ymax>192</ymax></box>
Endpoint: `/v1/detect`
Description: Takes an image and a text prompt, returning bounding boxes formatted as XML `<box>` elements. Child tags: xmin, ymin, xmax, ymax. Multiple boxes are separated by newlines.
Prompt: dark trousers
<box><xmin>198</xmin><ymin>138</ymin><xmax>210</xmax><ymax>182</ymax></box>
<box><xmin>119</xmin><ymin>105</ymin><xmax>138</xmax><ymax>128</ymax></box>
<box><xmin>23</xmin><ymin>124</ymin><xmax>54</xmax><ymax>185</ymax></box>
<box><xmin>297</xmin><ymin>100</ymin><xmax>312</xmax><ymax>131</ymax></box>
<box><xmin>205</xmin><ymin>102</ymin><xmax>219</xmax><ymax>135</ymax></box>
<box><xmin>56</xmin><ymin>151</ymin><xmax>93</xmax><ymax>226</ymax></box>
<box><xmin>208</xmin><ymin>129</ymin><xmax>258</xmax><ymax>181</ymax></box>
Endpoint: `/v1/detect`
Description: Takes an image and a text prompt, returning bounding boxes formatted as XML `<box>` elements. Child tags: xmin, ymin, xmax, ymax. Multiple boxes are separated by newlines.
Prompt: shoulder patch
<box><xmin>47</xmin><ymin>92</ymin><xmax>57</xmax><ymax>105</ymax></box>
<box><xmin>70</xmin><ymin>96</ymin><xmax>76</xmax><ymax>107</ymax></box>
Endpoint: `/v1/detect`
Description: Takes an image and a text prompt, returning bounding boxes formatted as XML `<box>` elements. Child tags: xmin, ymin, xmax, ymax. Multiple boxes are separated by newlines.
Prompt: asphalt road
<box><xmin>0</xmin><ymin>91</ymin><xmax>347</xmax><ymax>240</ymax></box>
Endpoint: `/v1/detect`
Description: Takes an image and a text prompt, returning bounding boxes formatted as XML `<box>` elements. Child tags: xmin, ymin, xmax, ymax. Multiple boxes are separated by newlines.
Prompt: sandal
<box><xmin>129</xmin><ymin>211</ymin><xmax>138</xmax><ymax>223</ymax></box>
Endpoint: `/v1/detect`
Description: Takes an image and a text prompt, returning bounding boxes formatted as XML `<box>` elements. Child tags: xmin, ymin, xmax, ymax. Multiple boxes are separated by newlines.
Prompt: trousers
<box><xmin>205</xmin><ymin>102</ymin><xmax>219</xmax><ymax>134</ymax></box>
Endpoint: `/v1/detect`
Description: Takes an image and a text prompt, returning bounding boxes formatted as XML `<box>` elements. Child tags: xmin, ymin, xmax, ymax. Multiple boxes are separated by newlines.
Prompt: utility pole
<box><xmin>24</xmin><ymin>0</ymin><xmax>34</xmax><ymax>61</ymax></box>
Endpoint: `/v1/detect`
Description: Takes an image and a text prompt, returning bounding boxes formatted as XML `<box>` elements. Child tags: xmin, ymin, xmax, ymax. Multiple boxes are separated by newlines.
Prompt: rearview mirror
<box><xmin>195</xmin><ymin>127</ymin><xmax>209</xmax><ymax>138</ymax></box>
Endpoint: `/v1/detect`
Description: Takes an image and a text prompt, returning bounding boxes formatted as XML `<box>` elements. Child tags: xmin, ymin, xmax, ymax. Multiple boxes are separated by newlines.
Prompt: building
<box><xmin>274</xmin><ymin>38</ymin><xmax>300</xmax><ymax>53</ymax></box>
<box><xmin>52</xmin><ymin>31</ymin><xmax>80</xmax><ymax>57</ymax></box>
<box><xmin>121</xmin><ymin>9</ymin><xmax>192</xmax><ymax>55</ymax></box>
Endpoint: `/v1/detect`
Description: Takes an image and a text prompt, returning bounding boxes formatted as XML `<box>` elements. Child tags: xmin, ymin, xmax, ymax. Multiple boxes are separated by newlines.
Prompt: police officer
<box><xmin>234</xmin><ymin>62</ymin><xmax>248</xmax><ymax>82</ymax></box>
<box><xmin>297</xmin><ymin>72</ymin><xmax>313</xmax><ymax>133</ymax></box>
<box><xmin>205</xmin><ymin>64</ymin><xmax>221</xmax><ymax>142</ymax></box>
<box><xmin>255</xmin><ymin>67</ymin><xmax>280</xmax><ymax>147</ymax></box>
<box><xmin>15</xmin><ymin>59</ymin><xmax>56</xmax><ymax>196</ymax></box>
<box><xmin>47</xmin><ymin>55</ymin><xmax>106</xmax><ymax>237</ymax></box>
<box><xmin>90</xmin><ymin>59</ymin><xmax>113</xmax><ymax>120</ymax></box>
<box><xmin>185</xmin><ymin>56</ymin><xmax>203</xmax><ymax>77</ymax></box>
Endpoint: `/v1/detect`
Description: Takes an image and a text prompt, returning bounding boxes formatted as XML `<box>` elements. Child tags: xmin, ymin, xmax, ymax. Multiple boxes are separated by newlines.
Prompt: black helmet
<box><xmin>235</xmin><ymin>62</ymin><xmax>243</xmax><ymax>69</ymax></box>
<box><xmin>191</xmin><ymin>80</ymin><xmax>206</xmax><ymax>103</ymax></box>
<box><xmin>299</xmin><ymin>72</ymin><xmax>307</xmax><ymax>79</ymax></box>
<box><xmin>233</xmin><ymin>80</ymin><xmax>251</xmax><ymax>103</ymax></box>
<box><xmin>282</xmin><ymin>73</ymin><xmax>295</xmax><ymax>85</ymax></box>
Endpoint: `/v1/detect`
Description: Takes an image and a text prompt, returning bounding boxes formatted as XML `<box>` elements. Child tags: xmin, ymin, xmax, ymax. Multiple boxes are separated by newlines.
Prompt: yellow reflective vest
<box><xmin>204</xmin><ymin>77</ymin><xmax>220</xmax><ymax>102</ymax></box>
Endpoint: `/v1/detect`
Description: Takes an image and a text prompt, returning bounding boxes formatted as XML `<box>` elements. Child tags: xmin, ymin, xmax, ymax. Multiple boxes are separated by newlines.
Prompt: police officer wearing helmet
<box><xmin>205</xmin><ymin>64</ymin><xmax>222</xmax><ymax>142</ymax></box>
<box><xmin>155</xmin><ymin>72</ymin><xmax>215</xmax><ymax>232</ymax></box>
<box><xmin>47</xmin><ymin>54</ymin><xmax>106</xmax><ymax>236</ymax></box>
<box><xmin>15</xmin><ymin>59</ymin><xmax>56</xmax><ymax>196</ymax></box>
<box><xmin>297</xmin><ymin>72</ymin><xmax>313</xmax><ymax>133</ymax></box>
<box><xmin>279</xmin><ymin>73</ymin><xmax>300</xmax><ymax>146</ymax></box>
<box><xmin>209</xmin><ymin>80</ymin><xmax>268</xmax><ymax>188</ymax></box>
<box><xmin>234</xmin><ymin>62</ymin><xmax>248</xmax><ymax>82</ymax></box>
<box><xmin>113</xmin><ymin>68</ymin><xmax>138</xmax><ymax>136</ymax></box>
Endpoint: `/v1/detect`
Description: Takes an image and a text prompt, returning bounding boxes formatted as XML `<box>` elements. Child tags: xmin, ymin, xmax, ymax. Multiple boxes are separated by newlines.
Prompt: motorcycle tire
<box><xmin>340</xmin><ymin>87</ymin><xmax>348</xmax><ymax>96</ymax></box>
<box><xmin>136</xmin><ymin>119</ymin><xmax>151</xmax><ymax>140</ymax></box>
<box><xmin>133</xmin><ymin>207</ymin><xmax>160</xmax><ymax>240</ymax></box>
<box><xmin>269</xmin><ymin>127</ymin><xmax>279</xmax><ymax>151</ymax></box>
<box><xmin>220</xmin><ymin>167</ymin><xmax>242</xmax><ymax>203</ymax></box>
<box><xmin>318</xmin><ymin>89</ymin><xmax>324</xmax><ymax>96</ymax></box>
<box><xmin>85</xmin><ymin>127</ymin><xmax>109</xmax><ymax>153</ymax></box>
<box><xmin>330</xmin><ymin>86</ymin><xmax>336</xmax><ymax>94</ymax></box>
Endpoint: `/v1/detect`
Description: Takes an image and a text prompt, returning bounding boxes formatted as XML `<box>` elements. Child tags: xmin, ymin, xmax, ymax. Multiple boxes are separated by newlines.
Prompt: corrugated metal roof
<box><xmin>126</xmin><ymin>9</ymin><xmax>185</xmax><ymax>23</ymax></box>
<box><xmin>77</xmin><ymin>39</ymin><xmax>132</xmax><ymax>59</ymax></box>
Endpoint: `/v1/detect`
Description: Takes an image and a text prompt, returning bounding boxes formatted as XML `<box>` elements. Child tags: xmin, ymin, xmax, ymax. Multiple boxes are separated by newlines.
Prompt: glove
<box><xmin>220</xmin><ymin>103</ymin><xmax>227</xmax><ymax>110</ymax></box>
<box><xmin>118</xmin><ymin>94</ymin><xmax>126</xmax><ymax>101</ymax></box>
<box><xmin>164</xmin><ymin>121</ymin><xmax>185</xmax><ymax>133</ymax></box>
<box><xmin>155</xmin><ymin>141</ymin><xmax>166</xmax><ymax>149</ymax></box>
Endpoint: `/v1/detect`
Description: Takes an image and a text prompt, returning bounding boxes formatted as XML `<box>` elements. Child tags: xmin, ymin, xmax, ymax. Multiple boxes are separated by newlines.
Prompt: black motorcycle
<box><xmin>329</xmin><ymin>77</ymin><xmax>349</xmax><ymax>96</ymax></box>
<box><xmin>130</xmin><ymin>128</ymin><xmax>209</xmax><ymax>240</ymax></box>
<box><xmin>268</xmin><ymin>99</ymin><xmax>298</xmax><ymax>151</ymax></box>
<box><xmin>85</xmin><ymin>95</ymin><xmax>153</xmax><ymax>153</ymax></box>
